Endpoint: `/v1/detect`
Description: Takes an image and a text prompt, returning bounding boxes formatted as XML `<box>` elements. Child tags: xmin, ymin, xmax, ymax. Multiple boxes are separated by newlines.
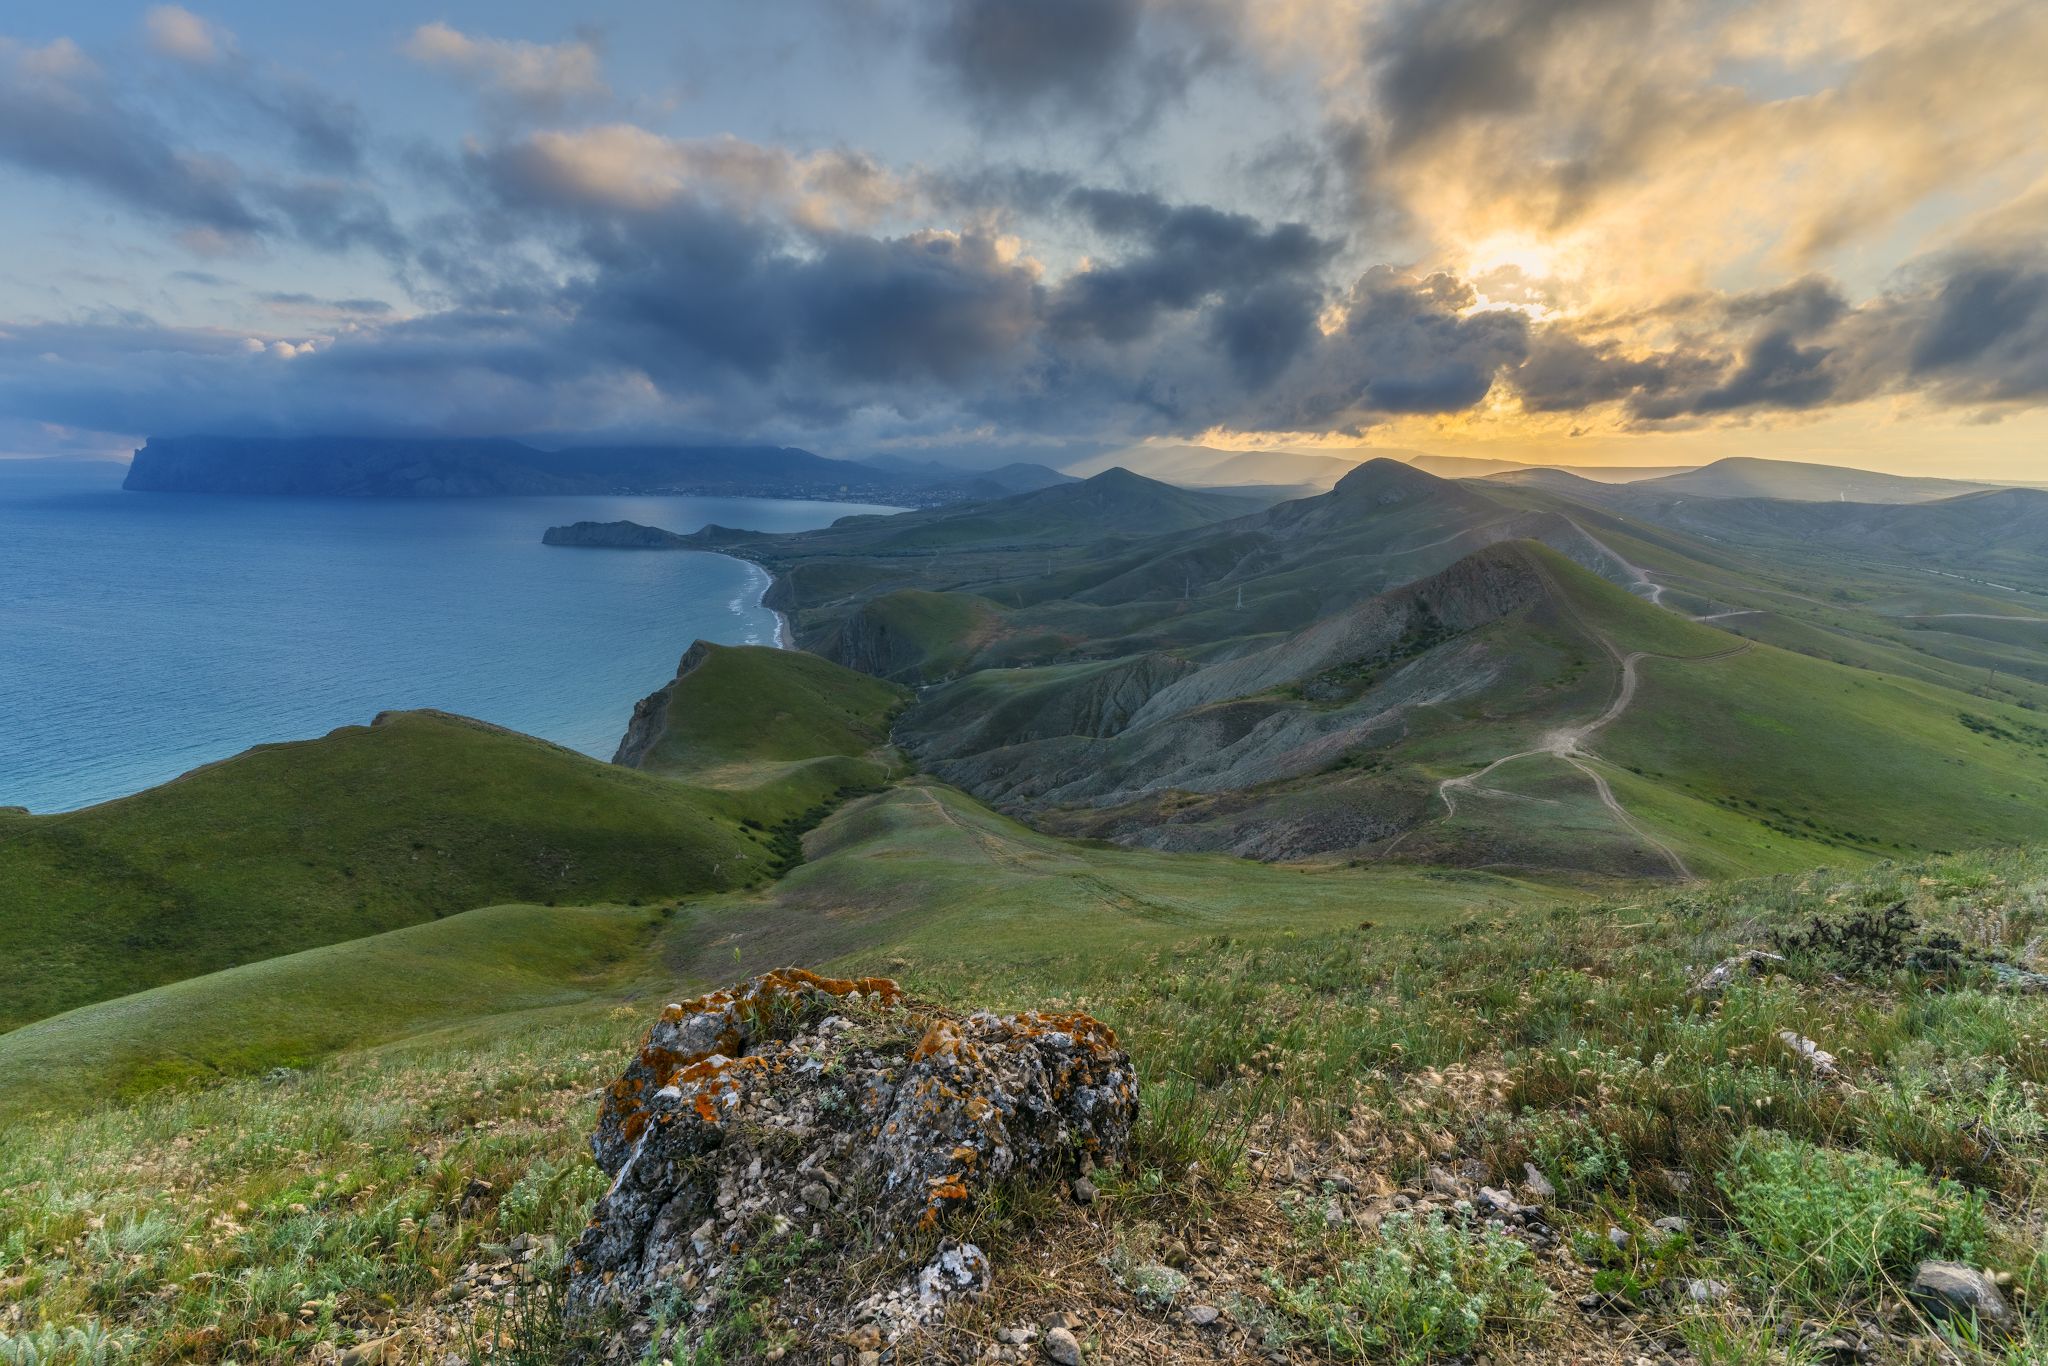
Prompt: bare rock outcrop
<box><xmin>564</xmin><ymin>969</ymin><xmax>1138</xmax><ymax>1362</ymax></box>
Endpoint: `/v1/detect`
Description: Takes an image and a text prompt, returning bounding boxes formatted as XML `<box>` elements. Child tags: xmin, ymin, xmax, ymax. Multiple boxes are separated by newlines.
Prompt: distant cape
<box><xmin>121</xmin><ymin>435</ymin><xmax>1026</xmax><ymax>505</ymax></box>
<box><xmin>541</xmin><ymin>520</ymin><xmax>690</xmax><ymax>549</ymax></box>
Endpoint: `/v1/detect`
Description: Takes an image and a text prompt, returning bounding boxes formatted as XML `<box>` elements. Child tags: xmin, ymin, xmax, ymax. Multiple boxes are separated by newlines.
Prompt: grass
<box><xmin>0</xmin><ymin>903</ymin><xmax>664</xmax><ymax>1118</ymax></box>
<box><xmin>627</xmin><ymin>642</ymin><xmax>906</xmax><ymax>781</ymax></box>
<box><xmin>1263</xmin><ymin>1211</ymin><xmax>1552</xmax><ymax>1362</ymax></box>
<box><xmin>4</xmin><ymin>812</ymin><xmax>2048</xmax><ymax>1360</ymax></box>
<box><xmin>0</xmin><ymin>712</ymin><xmax>774</xmax><ymax>1031</ymax></box>
<box><xmin>0</xmin><ymin>647</ymin><xmax>914</xmax><ymax>1040</ymax></box>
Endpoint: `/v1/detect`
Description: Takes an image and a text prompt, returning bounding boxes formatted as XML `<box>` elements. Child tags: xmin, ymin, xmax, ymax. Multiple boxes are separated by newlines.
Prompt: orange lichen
<box><xmin>597</xmin><ymin>968</ymin><xmax>905</xmax><ymax>1151</ymax></box>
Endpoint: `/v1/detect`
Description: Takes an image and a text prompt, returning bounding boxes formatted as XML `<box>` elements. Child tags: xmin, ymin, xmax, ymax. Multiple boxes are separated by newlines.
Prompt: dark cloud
<box><xmin>1049</xmin><ymin>189</ymin><xmax>1336</xmax><ymax>349</ymax></box>
<box><xmin>240</xmin><ymin>74</ymin><xmax>367</xmax><ymax>173</ymax></box>
<box><xmin>0</xmin><ymin>37</ymin><xmax>392</xmax><ymax>257</ymax></box>
<box><xmin>0</xmin><ymin>39</ymin><xmax>264</xmax><ymax>234</ymax></box>
<box><xmin>1908</xmin><ymin>261</ymin><xmax>2048</xmax><ymax>381</ymax></box>
<box><xmin>1206</xmin><ymin>280</ymin><xmax>1322</xmax><ymax>390</ymax></box>
<box><xmin>1364</xmin><ymin>0</ymin><xmax>1630</xmax><ymax>153</ymax></box>
<box><xmin>1504</xmin><ymin>248</ymin><xmax>2048</xmax><ymax>424</ymax></box>
<box><xmin>916</xmin><ymin>0</ymin><xmax>1220</xmax><ymax>128</ymax></box>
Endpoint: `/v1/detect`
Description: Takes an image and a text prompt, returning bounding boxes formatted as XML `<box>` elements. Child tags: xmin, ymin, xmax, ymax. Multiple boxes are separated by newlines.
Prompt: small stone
<box><xmin>800</xmin><ymin>1181</ymin><xmax>833</xmax><ymax>1212</ymax></box>
<box><xmin>1477</xmin><ymin>1185</ymin><xmax>1516</xmax><ymax>1215</ymax></box>
<box><xmin>1042</xmin><ymin>1325</ymin><xmax>1083</xmax><ymax>1365</ymax></box>
<box><xmin>338</xmin><ymin>1338</ymin><xmax>397</xmax><ymax>1366</ymax></box>
<box><xmin>1070</xmin><ymin>1176</ymin><xmax>1098</xmax><ymax>1206</ymax></box>
<box><xmin>1688</xmin><ymin>1278</ymin><xmax>1732</xmax><ymax>1304</ymax></box>
<box><xmin>1321</xmin><ymin>1173</ymin><xmax>1356</xmax><ymax>1194</ymax></box>
<box><xmin>1521</xmin><ymin>1164</ymin><xmax>1556</xmax><ymax>1201</ymax></box>
<box><xmin>1652</xmin><ymin>1216</ymin><xmax>1690</xmax><ymax>1235</ymax></box>
<box><xmin>1606</xmin><ymin>1226</ymin><xmax>1630</xmax><ymax>1249</ymax></box>
<box><xmin>1909</xmin><ymin>1261</ymin><xmax>2009</xmax><ymax>1326</ymax></box>
<box><xmin>1778</xmin><ymin>1030</ymin><xmax>1840</xmax><ymax>1078</ymax></box>
<box><xmin>1694</xmin><ymin>950</ymin><xmax>1786</xmax><ymax>994</ymax></box>
<box><xmin>1188</xmin><ymin>1304</ymin><xmax>1221</xmax><ymax>1327</ymax></box>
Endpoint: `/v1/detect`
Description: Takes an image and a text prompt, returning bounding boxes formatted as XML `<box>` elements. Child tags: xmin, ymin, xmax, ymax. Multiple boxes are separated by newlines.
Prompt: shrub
<box><xmin>1265</xmin><ymin>1212</ymin><xmax>1550</xmax><ymax>1363</ymax></box>
<box><xmin>1718</xmin><ymin>1133</ymin><xmax>1988</xmax><ymax>1301</ymax></box>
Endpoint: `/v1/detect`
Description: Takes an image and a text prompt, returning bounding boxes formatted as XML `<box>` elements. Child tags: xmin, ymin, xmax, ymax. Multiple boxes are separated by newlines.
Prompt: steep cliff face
<box><xmin>611</xmin><ymin>641</ymin><xmax>715</xmax><ymax>767</ymax></box>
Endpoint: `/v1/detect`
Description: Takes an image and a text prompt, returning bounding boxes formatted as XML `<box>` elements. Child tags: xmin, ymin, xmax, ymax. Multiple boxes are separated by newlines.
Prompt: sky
<box><xmin>0</xmin><ymin>1</ymin><xmax>2044</xmax><ymax>477</ymax></box>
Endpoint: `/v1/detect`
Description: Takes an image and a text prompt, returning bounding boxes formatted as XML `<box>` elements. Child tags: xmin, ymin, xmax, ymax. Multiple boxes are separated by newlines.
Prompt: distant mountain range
<box><xmin>122</xmin><ymin>436</ymin><xmax>1071</xmax><ymax>506</ymax></box>
<box><xmin>1069</xmin><ymin>443</ymin><xmax>1703</xmax><ymax>491</ymax></box>
<box><xmin>1614</xmin><ymin>456</ymin><xmax>2006</xmax><ymax>504</ymax></box>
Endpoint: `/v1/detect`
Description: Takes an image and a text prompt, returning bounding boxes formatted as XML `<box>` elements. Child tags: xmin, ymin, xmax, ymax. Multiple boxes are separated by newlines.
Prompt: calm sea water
<box><xmin>0</xmin><ymin>460</ymin><xmax>897</xmax><ymax>813</ymax></box>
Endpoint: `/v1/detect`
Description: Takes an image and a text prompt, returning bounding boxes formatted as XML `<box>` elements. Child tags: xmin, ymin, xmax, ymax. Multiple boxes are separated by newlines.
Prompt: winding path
<box><xmin>1433</xmin><ymin>578</ymin><xmax>1752</xmax><ymax>880</ymax></box>
<box><xmin>1569</xmin><ymin>519</ymin><xmax>1667</xmax><ymax>606</ymax></box>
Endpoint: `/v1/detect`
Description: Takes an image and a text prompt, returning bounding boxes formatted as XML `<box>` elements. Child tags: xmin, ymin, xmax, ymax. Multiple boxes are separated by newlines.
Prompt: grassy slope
<box><xmin>9</xmin><ymin>836</ymin><xmax>2048</xmax><ymax>1362</ymax></box>
<box><xmin>0</xmin><ymin>903</ymin><xmax>664</xmax><ymax>1116</ymax></box>
<box><xmin>1603</xmin><ymin>642</ymin><xmax>2048</xmax><ymax>856</ymax></box>
<box><xmin>635</xmin><ymin>645</ymin><xmax>904</xmax><ymax>777</ymax></box>
<box><xmin>0</xmin><ymin>779</ymin><xmax>1551</xmax><ymax>1123</ymax></box>
<box><xmin>1358</xmin><ymin>551</ymin><xmax>2048</xmax><ymax>876</ymax></box>
<box><xmin>0</xmin><ymin>712</ymin><xmax>769</xmax><ymax>1032</ymax></box>
<box><xmin>0</xmin><ymin>648</ymin><xmax>911</xmax><ymax>1036</ymax></box>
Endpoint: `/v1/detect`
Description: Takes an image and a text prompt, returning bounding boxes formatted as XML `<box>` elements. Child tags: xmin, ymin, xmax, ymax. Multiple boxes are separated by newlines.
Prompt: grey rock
<box><xmin>1988</xmin><ymin>962</ymin><xmax>2048</xmax><ymax>993</ymax></box>
<box><xmin>1688</xmin><ymin>1278</ymin><xmax>1731</xmax><ymax>1304</ymax></box>
<box><xmin>1042</xmin><ymin>1326</ymin><xmax>1083</xmax><ymax>1365</ymax></box>
<box><xmin>1694</xmin><ymin>950</ymin><xmax>1786</xmax><ymax>994</ymax></box>
<box><xmin>1070</xmin><ymin>1176</ymin><xmax>1098</xmax><ymax>1206</ymax></box>
<box><xmin>1188</xmin><ymin>1304</ymin><xmax>1221</xmax><ymax>1327</ymax></box>
<box><xmin>565</xmin><ymin>970</ymin><xmax>1135</xmax><ymax>1363</ymax></box>
<box><xmin>1778</xmin><ymin>1030</ymin><xmax>1840</xmax><ymax>1078</ymax></box>
<box><xmin>1606</xmin><ymin>1226</ymin><xmax>1631</xmax><ymax>1249</ymax></box>
<box><xmin>1909</xmin><ymin>1261</ymin><xmax>2009</xmax><ymax>1326</ymax></box>
<box><xmin>1521</xmin><ymin>1164</ymin><xmax>1556</xmax><ymax>1201</ymax></box>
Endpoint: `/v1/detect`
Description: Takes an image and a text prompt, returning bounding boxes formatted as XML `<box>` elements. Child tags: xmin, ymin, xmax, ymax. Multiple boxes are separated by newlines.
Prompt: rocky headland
<box><xmin>541</xmin><ymin>520</ymin><xmax>692</xmax><ymax>549</ymax></box>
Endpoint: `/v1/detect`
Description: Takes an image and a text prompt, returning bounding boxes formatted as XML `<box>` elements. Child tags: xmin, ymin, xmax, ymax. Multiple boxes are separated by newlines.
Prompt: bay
<box><xmin>0</xmin><ymin>459</ymin><xmax>896</xmax><ymax>813</ymax></box>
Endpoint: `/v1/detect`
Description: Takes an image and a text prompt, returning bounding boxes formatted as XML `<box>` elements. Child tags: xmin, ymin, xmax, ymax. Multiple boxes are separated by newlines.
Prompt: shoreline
<box><xmin>725</xmin><ymin>551</ymin><xmax>789</xmax><ymax>650</ymax></box>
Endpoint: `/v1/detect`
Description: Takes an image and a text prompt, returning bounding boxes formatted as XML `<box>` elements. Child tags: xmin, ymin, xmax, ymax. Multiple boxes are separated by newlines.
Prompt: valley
<box><xmin>4</xmin><ymin>456</ymin><xmax>2047</xmax><ymax>1364</ymax></box>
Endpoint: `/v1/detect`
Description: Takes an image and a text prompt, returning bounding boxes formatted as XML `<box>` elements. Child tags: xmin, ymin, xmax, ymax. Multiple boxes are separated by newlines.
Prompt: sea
<box><xmin>0</xmin><ymin>459</ymin><xmax>900</xmax><ymax>814</ymax></box>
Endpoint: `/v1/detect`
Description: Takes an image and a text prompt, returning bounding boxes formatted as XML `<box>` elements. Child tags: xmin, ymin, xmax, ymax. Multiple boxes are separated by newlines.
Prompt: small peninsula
<box><xmin>541</xmin><ymin>519</ymin><xmax>691</xmax><ymax>549</ymax></box>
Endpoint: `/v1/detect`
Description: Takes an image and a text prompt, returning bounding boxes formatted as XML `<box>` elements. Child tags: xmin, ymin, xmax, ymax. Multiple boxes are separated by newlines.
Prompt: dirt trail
<box><xmin>1434</xmin><ymin>576</ymin><xmax>1751</xmax><ymax>880</ymax></box>
<box><xmin>1569</xmin><ymin>519</ymin><xmax>1666</xmax><ymax>607</ymax></box>
<box><xmin>913</xmin><ymin>785</ymin><xmax>1032</xmax><ymax>869</ymax></box>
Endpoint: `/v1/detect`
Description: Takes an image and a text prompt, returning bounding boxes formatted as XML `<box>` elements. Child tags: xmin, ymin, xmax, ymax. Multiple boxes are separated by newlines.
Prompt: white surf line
<box><xmin>1567</xmin><ymin>519</ymin><xmax>1667</xmax><ymax>607</ymax></box>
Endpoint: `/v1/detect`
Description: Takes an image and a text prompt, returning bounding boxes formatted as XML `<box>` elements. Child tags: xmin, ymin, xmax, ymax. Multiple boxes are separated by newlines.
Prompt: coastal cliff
<box><xmin>611</xmin><ymin>641</ymin><xmax>714</xmax><ymax>767</ymax></box>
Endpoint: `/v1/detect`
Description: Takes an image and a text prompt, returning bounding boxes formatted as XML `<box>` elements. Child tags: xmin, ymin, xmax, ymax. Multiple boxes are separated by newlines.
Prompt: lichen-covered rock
<box><xmin>564</xmin><ymin>969</ymin><xmax>1137</xmax><ymax>1362</ymax></box>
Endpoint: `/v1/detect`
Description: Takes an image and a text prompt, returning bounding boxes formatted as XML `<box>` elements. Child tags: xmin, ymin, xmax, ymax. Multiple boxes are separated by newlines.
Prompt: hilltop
<box><xmin>0</xmin><ymin>647</ymin><xmax>904</xmax><ymax>1032</ymax></box>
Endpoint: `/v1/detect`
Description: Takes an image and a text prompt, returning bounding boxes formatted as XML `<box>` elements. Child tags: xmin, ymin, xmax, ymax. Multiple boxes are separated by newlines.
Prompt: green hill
<box><xmin>0</xmin><ymin>778</ymin><xmax>1542</xmax><ymax>1121</ymax></box>
<box><xmin>0</xmin><ymin>902</ymin><xmax>665</xmax><ymax>1116</ymax></box>
<box><xmin>0</xmin><ymin>711</ymin><xmax>775</xmax><ymax>1032</ymax></box>
<box><xmin>618</xmin><ymin>641</ymin><xmax>906</xmax><ymax>780</ymax></box>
